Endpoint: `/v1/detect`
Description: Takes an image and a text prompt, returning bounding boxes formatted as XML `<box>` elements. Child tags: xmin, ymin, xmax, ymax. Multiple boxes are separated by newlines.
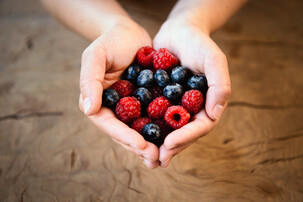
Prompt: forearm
<box><xmin>168</xmin><ymin>0</ymin><xmax>248</xmax><ymax>34</ymax></box>
<box><xmin>40</xmin><ymin>0</ymin><xmax>133</xmax><ymax>40</ymax></box>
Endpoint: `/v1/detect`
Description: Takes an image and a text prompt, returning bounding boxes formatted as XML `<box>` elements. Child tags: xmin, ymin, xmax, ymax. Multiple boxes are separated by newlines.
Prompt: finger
<box><xmin>80</xmin><ymin>42</ymin><xmax>106</xmax><ymax>116</ymax></box>
<box><xmin>88</xmin><ymin>107</ymin><xmax>147</xmax><ymax>150</ymax></box>
<box><xmin>143</xmin><ymin>159</ymin><xmax>160</xmax><ymax>169</ymax></box>
<box><xmin>204</xmin><ymin>50</ymin><xmax>231</xmax><ymax>120</ymax></box>
<box><xmin>159</xmin><ymin>141</ymin><xmax>193</xmax><ymax>168</ymax></box>
<box><xmin>112</xmin><ymin>138</ymin><xmax>159</xmax><ymax>163</ymax></box>
<box><xmin>79</xmin><ymin>93</ymin><xmax>84</xmax><ymax>112</ymax></box>
<box><xmin>163</xmin><ymin>110</ymin><xmax>215</xmax><ymax>150</ymax></box>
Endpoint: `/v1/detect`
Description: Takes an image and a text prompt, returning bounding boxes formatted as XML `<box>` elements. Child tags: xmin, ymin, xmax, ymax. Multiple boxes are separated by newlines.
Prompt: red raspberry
<box><xmin>116</xmin><ymin>97</ymin><xmax>141</xmax><ymax>123</ymax></box>
<box><xmin>154</xmin><ymin>119</ymin><xmax>173</xmax><ymax>137</ymax></box>
<box><xmin>153</xmin><ymin>48</ymin><xmax>178</xmax><ymax>70</ymax></box>
<box><xmin>181</xmin><ymin>90</ymin><xmax>204</xmax><ymax>114</ymax></box>
<box><xmin>111</xmin><ymin>80</ymin><xmax>134</xmax><ymax>98</ymax></box>
<box><xmin>150</xmin><ymin>86</ymin><xmax>163</xmax><ymax>98</ymax></box>
<box><xmin>131</xmin><ymin>117</ymin><xmax>151</xmax><ymax>133</ymax></box>
<box><xmin>164</xmin><ymin>106</ymin><xmax>190</xmax><ymax>129</ymax></box>
<box><xmin>147</xmin><ymin>96</ymin><xmax>171</xmax><ymax>119</ymax></box>
<box><xmin>136</xmin><ymin>46</ymin><xmax>156</xmax><ymax>68</ymax></box>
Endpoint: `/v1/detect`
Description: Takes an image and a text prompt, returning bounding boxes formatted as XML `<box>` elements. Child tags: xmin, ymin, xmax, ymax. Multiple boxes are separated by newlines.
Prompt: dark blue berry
<box><xmin>171</xmin><ymin>66</ymin><xmax>191</xmax><ymax>84</ymax></box>
<box><xmin>163</xmin><ymin>83</ymin><xmax>183</xmax><ymax>102</ymax></box>
<box><xmin>187</xmin><ymin>74</ymin><xmax>208</xmax><ymax>93</ymax></box>
<box><xmin>154</xmin><ymin>70</ymin><xmax>170</xmax><ymax>87</ymax></box>
<box><xmin>137</xmin><ymin>69</ymin><xmax>154</xmax><ymax>88</ymax></box>
<box><xmin>102</xmin><ymin>88</ymin><xmax>119</xmax><ymax>108</ymax></box>
<box><xmin>134</xmin><ymin>87</ymin><xmax>152</xmax><ymax>107</ymax></box>
<box><xmin>142</xmin><ymin>123</ymin><xmax>162</xmax><ymax>147</ymax></box>
<box><xmin>123</xmin><ymin>64</ymin><xmax>141</xmax><ymax>82</ymax></box>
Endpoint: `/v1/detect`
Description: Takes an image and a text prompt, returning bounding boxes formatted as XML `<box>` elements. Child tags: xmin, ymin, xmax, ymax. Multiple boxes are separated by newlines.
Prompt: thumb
<box><xmin>80</xmin><ymin>43</ymin><xmax>106</xmax><ymax>115</ymax></box>
<box><xmin>204</xmin><ymin>52</ymin><xmax>231</xmax><ymax>120</ymax></box>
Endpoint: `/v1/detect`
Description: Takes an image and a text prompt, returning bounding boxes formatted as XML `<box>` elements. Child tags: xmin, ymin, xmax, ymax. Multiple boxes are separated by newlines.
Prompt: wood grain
<box><xmin>0</xmin><ymin>0</ymin><xmax>303</xmax><ymax>201</ymax></box>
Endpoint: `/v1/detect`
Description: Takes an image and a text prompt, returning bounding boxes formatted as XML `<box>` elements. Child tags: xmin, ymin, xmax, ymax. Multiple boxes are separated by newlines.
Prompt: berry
<box><xmin>153</xmin><ymin>48</ymin><xmax>178</xmax><ymax>70</ymax></box>
<box><xmin>163</xmin><ymin>83</ymin><xmax>183</xmax><ymax>102</ymax></box>
<box><xmin>171</xmin><ymin>66</ymin><xmax>191</xmax><ymax>84</ymax></box>
<box><xmin>102</xmin><ymin>88</ymin><xmax>120</xmax><ymax>108</ymax></box>
<box><xmin>147</xmin><ymin>96</ymin><xmax>171</xmax><ymax>119</ymax></box>
<box><xmin>164</xmin><ymin>106</ymin><xmax>190</xmax><ymax>129</ymax></box>
<box><xmin>150</xmin><ymin>86</ymin><xmax>163</xmax><ymax>98</ymax></box>
<box><xmin>115</xmin><ymin>97</ymin><xmax>141</xmax><ymax>123</ymax></box>
<box><xmin>142</xmin><ymin>123</ymin><xmax>162</xmax><ymax>147</ymax></box>
<box><xmin>154</xmin><ymin>70</ymin><xmax>170</xmax><ymax>87</ymax></box>
<box><xmin>181</xmin><ymin>90</ymin><xmax>204</xmax><ymax>114</ymax></box>
<box><xmin>123</xmin><ymin>64</ymin><xmax>141</xmax><ymax>82</ymax></box>
<box><xmin>187</xmin><ymin>74</ymin><xmax>208</xmax><ymax>94</ymax></box>
<box><xmin>137</xmin><ymin>69</ymin><xmax>154</xmax><ymax>88</ymax></box>
<box><xmin>136</xmin><ymin>46</ymin><xmax>156</xmax><ymax>67</ymax></box>
<box><xmin>154</xmin><ymin>119</ymin><xmax>173</xmax><ymax>137</ymax></box>
<box><xmin>134</xmin><ymin>87</ymin><xmax>152</xmax><ymax>107</ymax></box>
<box><xmin>111</xmin><ymin>80</ymin><xmax>134</xmax><ymax>98</ymax></box>
<box><xmin>131</xmin><ymin>117</ymin><xmax>151</xmax><ymax>133</ymax></box>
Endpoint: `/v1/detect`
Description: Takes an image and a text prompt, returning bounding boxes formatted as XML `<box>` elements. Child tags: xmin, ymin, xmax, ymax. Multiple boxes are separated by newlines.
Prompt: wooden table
<box><xmin>0</xmin><ymin>0</ymin><xmax>302</xmax><ymax>201</ymax></box>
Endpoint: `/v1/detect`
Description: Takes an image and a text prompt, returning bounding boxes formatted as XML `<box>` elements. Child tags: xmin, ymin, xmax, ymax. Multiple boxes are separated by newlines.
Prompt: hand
<box><xmin>79</xmin><ymin>18</ymin><xmax>160</xmax><ymax>169</ymax></box>
<box><xmin>153</xmin><ymin>19</ymin><xmax>231</xmax><ymax>167</ymax></box>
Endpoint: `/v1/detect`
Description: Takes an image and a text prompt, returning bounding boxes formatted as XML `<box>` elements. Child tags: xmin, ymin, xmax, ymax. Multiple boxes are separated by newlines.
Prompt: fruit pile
<box><xmin>102</xmin><ymin>46</ymin><xmax>208</xmax><ymax>147</ymax></box>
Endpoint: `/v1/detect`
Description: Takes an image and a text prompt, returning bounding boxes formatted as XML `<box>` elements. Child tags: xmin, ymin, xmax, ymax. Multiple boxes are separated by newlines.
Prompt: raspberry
<box><xmin>164</xmin><ymin>106</ymin><xmax>190</xmax><ymax>129</ymax></box>
<box><xmin>147</xmin><ymin>96</ymin><xmax>171</xmax><ymax>119</ymax></box>
<box><xmin>150</xmin><ymin>86</ymin><xmax>163</xmax><ymax>98</ymax></box>
<box><xmin>181</xmin><ymin>90</ymin><xmax>204</xmax><ymax>114</ymax></box>
<box><xmin>131</xmin><ymin>117</ymin><xmax>152</xmax><ymax>133</ymax></box>
<box><xmin>153</xmin><ymin>48</ymin><xmax>178</xmax><ymax>71</ymax></box>
<box><xmin>136</xmin><ymin>46</ymin><xmax>156</xmax><ymax>68</ymax></box>
<box><xmin>154</xmin><ymin>119</ymin><xmax>173</xmax><ymax>137</ymax></box>
<box><xmin>111</xmin><ymin>80</ymin><xmax>134</xmax><ymax>98</ymax></box>
<box><xmin>116</xmin><ymin>97</ymin><xmax>141</xmax><ymax>123</ymax></box>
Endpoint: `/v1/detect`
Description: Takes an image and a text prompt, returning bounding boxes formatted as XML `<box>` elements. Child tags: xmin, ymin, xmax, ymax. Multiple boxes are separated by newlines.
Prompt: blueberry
<box><xmin>134</xmin><ymin>87</ymin><xmax>152</xmax><ymax>107</ymax></box>
<box><xmin>123</xmin><ymin>64</ymin><xmax>141</xmax><ymax>82</ymax></box>
<box><xmin>171</xmin><ymin>66</ymin><xmax>191</xmax><ymax>84</ymax></box>
<box><xmin>154</xmin><ymin>70</ymin><xmax>170</xmax><ymax>87</ymax></box>
<box><xmin>163</xmin><ymin>83</ymin><xmax>183</xmax><ymax>102</ymax></box>
<box><xmin>102</xmin><ymin>88</ymin><xmax>119</xmax><ymax>108</ymax></box>
<box><xmin>187</xmin><ymin>74</ymin><xmax>208</xmax><ymax>93</ymax></box>
<box><xmin>137</xmin><ymin>69</ymin><xmax>154</xmax><ymax>88</ymax></box>
<box><xmin>142</xmin><ymin>123</ymin><xmax>162</xmax><ymax>147</ymax></box>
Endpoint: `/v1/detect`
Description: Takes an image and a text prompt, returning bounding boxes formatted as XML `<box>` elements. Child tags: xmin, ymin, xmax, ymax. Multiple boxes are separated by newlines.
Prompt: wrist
<box><xmin>165</xmin><ymin>13</ymin><xmax>210</xmax><ymax>36</ymax></box>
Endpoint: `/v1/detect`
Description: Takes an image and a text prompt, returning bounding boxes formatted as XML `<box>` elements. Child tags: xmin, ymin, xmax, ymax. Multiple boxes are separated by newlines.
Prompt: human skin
<box><xmin>40</xmin><ymin>0</ymin><xmax>248</xmax><ymax>169</ymax></box>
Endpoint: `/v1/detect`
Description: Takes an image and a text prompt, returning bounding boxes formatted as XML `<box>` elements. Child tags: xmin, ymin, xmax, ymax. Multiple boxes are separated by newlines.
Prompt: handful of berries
<box><xmin>102</xmin><ymin>46</ymin><xmax>208</xmax><ymax>147</ymax></box>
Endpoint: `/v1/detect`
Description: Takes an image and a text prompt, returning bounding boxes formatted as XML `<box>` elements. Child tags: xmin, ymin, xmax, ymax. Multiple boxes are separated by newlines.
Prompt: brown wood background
<box><xmin>1</xmin><ymin>0</ymin><xmax>303</xmax><ymax>201</ymax></box>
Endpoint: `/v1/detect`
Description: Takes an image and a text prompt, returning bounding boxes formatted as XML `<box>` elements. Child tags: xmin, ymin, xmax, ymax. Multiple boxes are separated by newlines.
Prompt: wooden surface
<box><xmin>1</xmin><ymin>0</ymin><xmax>303</xmax><ymax>201</ymax></box>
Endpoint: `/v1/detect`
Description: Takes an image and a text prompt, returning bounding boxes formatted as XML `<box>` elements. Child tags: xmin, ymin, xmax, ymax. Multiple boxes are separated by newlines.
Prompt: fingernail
<box><xmin>143</xmin><ymin>155</ymin><xmax>150</xmax><ymax>160</ymax></box>
<box><xmin>213</xmin><ymin>104</ymin><xmax>223</xmax><ymax>120</ymax></box>
<box><xmin>144</xmin><ymin>159</ymin><xmax>150</xmax><ymax>168</ymax></box>
<box><xmin>84</xmin><ymin>97</ymin><xmax>92</xmax><ymax>114</ymax></box>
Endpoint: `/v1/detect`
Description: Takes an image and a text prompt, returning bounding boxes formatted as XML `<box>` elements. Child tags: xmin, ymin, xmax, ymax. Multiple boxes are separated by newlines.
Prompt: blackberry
<box><xmin>154</xmin><ymin>70</ymin><xmax>170</xmax><ymax>87</ymax></box>
<box><xmin>142</xmin><ymin>123</ymin><xmax>162</xmax><ymax>147</ymax></box>
<box><xmin>187</xmin><ymin>74</ymin><xmax>208</xmax><ymax>94</ymax></box>
<box><xmin>134</xmin><ymin>87</ymin><xmax>152</xmax><ymax>107</ymax></box>
<box><xmin>123</xmin><ymin>64</ymin><xmax>141</xmax><ymax>82</ymax></box>
<box><xmin>102</xmin><ymin>88</ymin><xmax>119</xmax><ymax>108</ymax></box>
<box><xmin>163</xmin><ymin>83</ymin><xmax>183</xmax><ymax>103</ymax></box>
<box><xmin>137</xmin><ymin>69</ymin><xmax>154</xmax><ymax>88</ymax></box>
<box><xmin>171</xmin><ymin>66</ymin><xmax>191</xmax><ymax>84</ymax></box>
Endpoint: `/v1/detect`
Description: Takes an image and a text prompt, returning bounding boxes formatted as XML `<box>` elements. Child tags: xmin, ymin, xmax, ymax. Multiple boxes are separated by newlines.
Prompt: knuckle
<box><xmin>79</xmin><ymin>78</ymin><xmax>89</xmax><ymax>91</ymax></box>
<box><xmin>221</xmin><ymin>85</ymin><xmax>232</xmax><ymax>98</ymax></box>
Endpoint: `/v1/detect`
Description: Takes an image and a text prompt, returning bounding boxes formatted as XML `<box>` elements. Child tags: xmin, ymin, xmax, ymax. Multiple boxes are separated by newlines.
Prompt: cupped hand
<box><xmin>79</xmin><ymin>19</ymin><xmax>160</xmax><ymax>168</ymax></box>
<box><xmin>153</xmin><ymin>19</ymin><xmax>231</xmax><ymax>167</ymax></box>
